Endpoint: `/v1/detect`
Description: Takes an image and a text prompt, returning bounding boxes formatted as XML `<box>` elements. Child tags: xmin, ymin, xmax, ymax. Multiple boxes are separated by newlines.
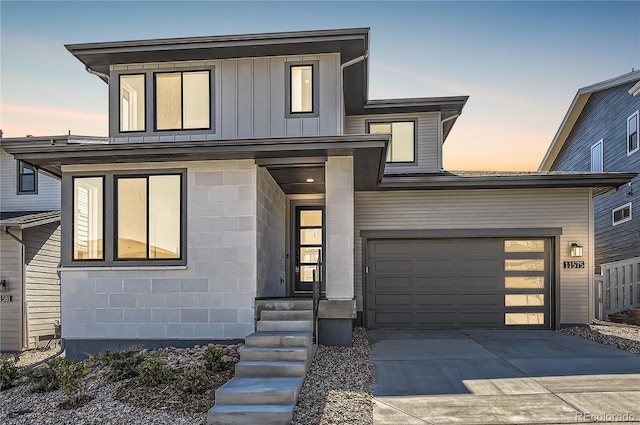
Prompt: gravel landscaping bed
<box><xmin>560</xmin><ymin>323</ymin><xmax>640</xmax><ymax>355</ymax></box>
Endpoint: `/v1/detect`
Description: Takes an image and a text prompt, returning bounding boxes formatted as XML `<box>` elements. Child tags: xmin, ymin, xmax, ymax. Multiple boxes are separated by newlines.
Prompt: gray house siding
<box><xmin>23</xmin><ymin>222</ymin><xmax>61</xmax><ymax>348</ymax></box>
<box><xmin>344</xmin><ymin>112</ymin><xmax>441</xmax><ymax>174</ymax></box>
<box><xmin>110</xmin><ymin>55</ymin><xmax>341</xmax><ymax>143</ymax></box>
<box><xmin>549</xmin><ymin>81</ymin><xmax>640</xmax><ymax>267</ymax></box>
<box><xmin>0</xmin><ymin>230</ymin><xmax>23</xmax><ymax>352</ymax></box>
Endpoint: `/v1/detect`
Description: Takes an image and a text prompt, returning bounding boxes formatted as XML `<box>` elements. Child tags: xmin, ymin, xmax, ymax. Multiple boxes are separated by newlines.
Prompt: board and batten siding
<box><xmin>354</xmin><ymin>188</ymin><xmax>593</xmax><ymax>325</ymax></box>
<box><xmin>23</xmin><ymin>222</ymin><xmax>61</xmax><ymax>348</ymax></box>
<box><xmin>0</xmin><ymin>230</ymin><xmax>23</xmax><ymax>352</ymax></box>
<box><xmin>110</xmin><ymin>55</ymin><xmax>341</xmax><ymax>143</ymax></box>
<box><xmin>344</xmin><ymin>112</ymin><xmax>441</xmax><ymax>174</ymax></box>
<box><xmin>0</xmin><ymin>149</ymin><xmax>60</xmax><ymax>212</ymax></box>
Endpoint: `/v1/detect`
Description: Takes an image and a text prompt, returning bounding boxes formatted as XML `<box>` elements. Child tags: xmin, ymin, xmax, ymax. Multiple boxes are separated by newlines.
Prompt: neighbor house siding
<box><xmin>59</xmin><ymin>160</ymin><xmax>259</xmax><ymax>354</ymax></box>
<box><xmin>256</xmin><ymin>167</ymin><xmax>286</xmax><ymax>297</ymax></box>
<box><xmin>0</xmin><ymin>149</ymin><xmax>61</xmax><ymax>211</ymax></box>
<box><xmin>344</xmin><ymin>112</ymin><xmax>441</xmax><ymax>174</ymax></box>
<box><xmin>354</xmin><ymin>188</ymin><xmax>592</xmax><ymax>325</ymax></box>
<box><xmin>549</xmin><ymin>81</ymin><xmax>640</xmax><ymax>267</ymax></box>
<box><xmin>110</xmin><ymin>54</ymin><xmax>341</xmax><ymax>142</ymax></box>
<box><xmin>23</xmin><ymin>222</ymin><xmax>61</xmax><ymax>348</ymax></box>
<box><xmin>0</xmin><ymin>230</ymin><xmax>23</xmax><ymax>352</ymax></box>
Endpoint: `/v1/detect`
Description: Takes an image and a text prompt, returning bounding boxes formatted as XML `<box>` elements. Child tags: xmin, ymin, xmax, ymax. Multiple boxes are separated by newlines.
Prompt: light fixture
<box><xmin>0</xmin><ymin>279</ymin><xmax>7</xmax><ymax>292</ymax></box>
<box><xmin>570</xmin><ymin>243</ymin><xmax>583</xmax><ymax>258</ymax></box>
<box><xmin>305</xmin><ymin>178</ymin><xmax>315</xmax><ymax>183</ymax></box>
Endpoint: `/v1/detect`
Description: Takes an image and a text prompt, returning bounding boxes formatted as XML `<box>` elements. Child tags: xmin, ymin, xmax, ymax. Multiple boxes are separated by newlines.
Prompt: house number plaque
<box><xmin>1</xmin><ymin>295</ymin><xmax>12</xmax><ymax>302</ymax></box>
<box><xmin>563</xmin><ymin>261</ymin><xmax>585</xmax><ymax>269</ymax></box>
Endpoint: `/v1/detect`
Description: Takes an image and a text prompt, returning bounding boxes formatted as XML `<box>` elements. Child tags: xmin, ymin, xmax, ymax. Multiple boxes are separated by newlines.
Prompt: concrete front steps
<box><xmin>208</xmin><ymin>299</ymin><xmax>315</xmax><ymax>425</ymax></box>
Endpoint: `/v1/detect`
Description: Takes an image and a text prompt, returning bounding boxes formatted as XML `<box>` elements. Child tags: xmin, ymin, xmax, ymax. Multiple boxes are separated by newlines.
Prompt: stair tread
<box><xmin>249</xmin><ymin>331</ymin><xmax>312</xmax><ymax>337</ymax></box>
<box><xmin>238</xmin><ymin>360</ymin><xmax>305</xmax><ymax>366</ymax></box>
<box><xmin>210</xmin><ymin>404</ymin><xmax>295</xmax><ymax>412</ymax></box>
<box><xmin>242</xmin><ymin>346</ymin><xmax>308</xmax><ymax>351</ymax></box>
<box><xmin>217</xmin><ymin>376</ymin><xmax>304</xmax><ymax>392</ymax></box>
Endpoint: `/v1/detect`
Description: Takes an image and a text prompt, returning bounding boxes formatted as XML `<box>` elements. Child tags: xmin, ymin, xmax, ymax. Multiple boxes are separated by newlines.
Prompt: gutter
<box><xmin>340</xmin><ymin>52</ymin><xmax>368</xmax><ymax>133</ymax></box>
<box><xmin>85</xmin><ymin>66</ymin><xmax>110</xmax><ymax>82</ymax></box>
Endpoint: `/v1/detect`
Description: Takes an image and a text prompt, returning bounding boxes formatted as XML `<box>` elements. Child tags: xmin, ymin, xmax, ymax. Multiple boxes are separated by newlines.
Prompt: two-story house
<box><xmin>2</xmin><ymin>28</ymin><xmax>635</xmax><ymax>364</ymax></box>
<box><xmin>540</xmin><ymin>70</ymin><xmax>640</xmax><ymax>269</ymax></box>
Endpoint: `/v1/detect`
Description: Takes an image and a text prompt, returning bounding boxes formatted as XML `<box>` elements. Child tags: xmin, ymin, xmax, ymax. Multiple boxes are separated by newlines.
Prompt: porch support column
<box><xmin>320</xmin><ymin>156</ymin><xmax>356</xmax><ymax>346</ymax></box>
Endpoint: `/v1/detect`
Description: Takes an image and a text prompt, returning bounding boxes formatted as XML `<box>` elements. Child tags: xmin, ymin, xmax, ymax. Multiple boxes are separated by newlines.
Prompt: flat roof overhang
<box><xmin>1</xmin><ymin>135</ymin><xmax>389</xmax><ymax>194</ymax></box>
<box><xmin>379</xmin><ymin>172</ymin><xmax>637</xmax><ymax>196</ymax></box>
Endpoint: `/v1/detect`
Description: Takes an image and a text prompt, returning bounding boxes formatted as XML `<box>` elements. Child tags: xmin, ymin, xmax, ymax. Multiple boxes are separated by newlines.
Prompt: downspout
<box><xmin>85</xmin><ymin>66</ymin><xmax>110</xmax><ymax>82</ymax></box>
<box><xmin>340</xmin><ymin>53</ymin><xmax>368</xmax><ymax>133</ymax></box>
<box><xmin>439</xmin><ymin>113</ymin><xmax>460</xmax><ymax>171</ymax></box>
<box><xmin>4</xmin><ymin>226</ymin><xmax>27</xmax><ymax>349</ymax></box>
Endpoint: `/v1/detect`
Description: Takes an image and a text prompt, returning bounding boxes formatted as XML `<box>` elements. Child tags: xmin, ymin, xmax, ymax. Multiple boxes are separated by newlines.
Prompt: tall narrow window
<box><xmin>156</xmin><ymin>71</ymin><xmax>210</xmax><ymax>130</ymax></box>
<box><xmin>591</xmin><ymin>139</ymin><xmax>603</xmax><ymax>172</ymax></box>
<box><xmin>116</xmin><ymin>174</ymin><xmax>181</xmax><ymax>259</ymax></box>
<box><xmin>290</xmin><ymin>65</ymin><xmax>313</xmax><ymax>113</ymax></box>
<box><xmin>628</xmin><ymin>111</ymin><xmax>639</xmax><ymax>155</ymax></box>
<box><xmin>369</xmin><ymin>121</ymin><xmax>415</xmax><ymax>163</ymax></box>
<box><xmin>120</xmin><ymin>74</ymin><xmax>145</xmax><ymax>132</ymax></box>
<box><xmin>17</xmin><ymin>161</ymin><xmax>37</xmax><ymax>194</ymax></box>
<box><xmin>73</xmin><ymin>177</ymin><xmax>104</xmax><ymax>260</ymax></box>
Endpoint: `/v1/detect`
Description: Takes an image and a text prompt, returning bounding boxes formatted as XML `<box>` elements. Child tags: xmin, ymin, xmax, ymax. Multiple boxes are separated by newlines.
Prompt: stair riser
<box><xmin>245</xmin><ymin>335</ymin><xmax>312</xmax><ymax>347</ymax></box>
<box><xmin>241</xmin><ymin>349</ymin><xmax>308</xmax><ymax>362</ymax></box>
<box><xmin>257</xmin><ymin>321</ymin><xmax>313</xmax><ymax>332</ymax></box>
<box><xmin>208</xmin><ymin>410</ymin><xmax>293</xmax><ymax>425</ymax></box>
<box><xmin>216</xmin><ymin>390</ymin><xmax>298</xmax><ymax>405</ymax></box>
<box><xmin>235</xmin><ymin>363</ymin><xmax>306</xmax><ymax>377</ymax></box>
<box><xmin>260</xmin><ymin>310</ymin><xmax>313</xmax><ymax>320</ymax></box>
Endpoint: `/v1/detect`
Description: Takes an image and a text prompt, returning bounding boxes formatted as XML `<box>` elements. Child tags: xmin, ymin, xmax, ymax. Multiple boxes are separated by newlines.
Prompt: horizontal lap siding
<box><xmin>345</xmin><ymin>112</ymin><xmax>440</xmax><ymax>173</ymax></box>
<box><xmin>354</xmin><ymin>188</ymin><xmax>592</xmax><ymax>324</ymax></box>
<box><xmin>0</xmin><ymin>231</ymin><xmax>22</xmax><ymax>352</ymax></box>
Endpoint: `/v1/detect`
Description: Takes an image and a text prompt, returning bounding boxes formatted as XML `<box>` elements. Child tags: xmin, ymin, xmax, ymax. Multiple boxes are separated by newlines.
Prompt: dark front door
<box><xmin>294</xmin><ymin>206</ymin><xmax>324</xmax><ymax>293</ymax></box>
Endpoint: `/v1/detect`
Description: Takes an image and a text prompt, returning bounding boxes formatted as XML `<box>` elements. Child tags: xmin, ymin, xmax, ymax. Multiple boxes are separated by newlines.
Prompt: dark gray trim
<box><xmin>64</xmin><ymin>338</ymin><xmax>244</xmax><ymax>360</ymax></box>
<box><xmin>317</xmin><ymin>319</ymin><xmax>352</xmax><ymax>347</ymax></box>
<box><xmin>285</xmin><ymin>61</ymin><xmax>319</xmax><ymax>118</ymax></box>
<box><xmin>366</xmin><ymin>118</ymin><xmax>418</xmax><ymax>166</ymax></box>
<box><xmin>360</xmin><ymin>228</ymin><xmax>563</xmax><ymax>240</ymax></box>
<box><xmin>16</xmin><ymin>161</ymin><xmax>38</xmax><ymax>195</ymax></box>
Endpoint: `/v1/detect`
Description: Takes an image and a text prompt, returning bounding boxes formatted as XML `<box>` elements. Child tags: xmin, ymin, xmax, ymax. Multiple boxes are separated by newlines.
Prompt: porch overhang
<box><xmin>1</xmin><ymin>134</ymin><xmax>389</xmax><ymax>193</ymax></box>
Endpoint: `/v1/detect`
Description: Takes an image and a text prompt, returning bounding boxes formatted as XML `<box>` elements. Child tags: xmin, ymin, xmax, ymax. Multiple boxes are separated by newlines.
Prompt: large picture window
<box><xmin>369</xmin><ymin>121</ymin><xmax>415</xmax><ymax>163</ymax></box>
<box><xmin>17</xmin><ymin>161</ymin><xmax>37</xmax><ymax>194</ymax></box>
<box><xmin>119</xmin><ymin>74</ymin><xmax>145</xmax><ymax>132</ymax></box>
<box><xmin>73</xmin><ymin>177</ymin><xmax>104</xmax><ymax>260</ymax></box>
<box><xmin>628</xmin><ymin>111</ymin><xmax>639</xmax><ymax>155</ymax></box>
<box><xmin>155</xmin><ymin>71</ymin><xmax>210</xmax><ymax>130</ymax></box>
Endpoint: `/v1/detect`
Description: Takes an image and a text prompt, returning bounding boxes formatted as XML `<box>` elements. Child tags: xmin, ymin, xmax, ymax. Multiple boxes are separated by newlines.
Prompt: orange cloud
<box><xmin>1</xmin><ymin>103</ymin><xmax>107</xmax><ymax>123</ymax></box>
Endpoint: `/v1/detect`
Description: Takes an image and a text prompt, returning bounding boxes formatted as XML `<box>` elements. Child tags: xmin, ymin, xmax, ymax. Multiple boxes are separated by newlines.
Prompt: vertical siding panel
<box><xmin>0</xmin><ymin>230</ymin><xmax>23</xmax><ymax>351</ymax></box>
<box><xmin>302</xmin><ymin>118</ymin><xmax>319</xmax><ymax>136</ymax></box>
<box><xmin>220</xmin><ymin>61</ymin><xmax>238</xmax><ymax>139</ymax></box>
<box><xmin>236</xmin><ymin>60</ymin><xmax>254</xmax><ymax>139</ymax></box>
<box><xmin>252</xmin><ymin>58</ymin><xmax>270</xmax><ymax>138</ymax></box>
<box><xmin>269</xmin><ymin>58</ymin><xmax>286</xmax><ymax>137</ymax></box>
<box><xmin>319</xmin><ymin>55</ymin><xmax>339</xmax><ymax>135</ymax></box>
<box><xmin>286</xmin><ymin>118</ymin><xmax>303</xmax><ymax>137</ymax></box>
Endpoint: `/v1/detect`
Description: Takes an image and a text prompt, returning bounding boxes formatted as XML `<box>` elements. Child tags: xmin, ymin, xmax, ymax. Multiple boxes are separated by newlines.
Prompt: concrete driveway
<box><xmin>369</xmin><ymin>329</ymin><xmax>640</xmax><ymax>424</ymax></box>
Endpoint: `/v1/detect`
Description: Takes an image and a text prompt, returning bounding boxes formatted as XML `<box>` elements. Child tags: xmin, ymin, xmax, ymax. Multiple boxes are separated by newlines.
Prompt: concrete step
<box><xmin>245</xmin><ymin>331</ymin><xmax>312</xmax><ymax>348</ymax></box>
<box><xmin>257</xmin><ymin>319</ymin><xmax>313</xmax><ymax>332</ymax></box>
<box><xmin>240</xmin><ymin>346</ymin><xmax>309</xmax><ymax>362</ymax></box>
<box><xmin>255</xmin><ymin>299</ymin><xmax>313</xmax><ymax>316</ymax></box>
<box><xmin>208</xmin><ymin>404</ymin><xmax>295</xmax><ymax>425</ymax></box>
<box><xmin>235</xmin><ymin>360</ymin><xmax>306</xmax><ymax>377</ymax></box>
<box><xmin>261</xmin><ymin>309</ymin><xmax>313</xmax><ymax>321</ymax></box>
<box><xmin>215</xmin><ymin>376</ymin><xmax>304</xmax><ymax>405</ymax></box>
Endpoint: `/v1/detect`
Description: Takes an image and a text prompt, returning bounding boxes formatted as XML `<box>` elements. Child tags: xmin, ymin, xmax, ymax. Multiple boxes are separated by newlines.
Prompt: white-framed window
<box><xmin>612</xmin><ymin>202</ymin><xmax>632</xmax><ymax>226</ymax></box>
<box><xmin>628</xmin><ymin>111</ymin><xmax>639</xmax><ymax>155</ymax></box>
<box><xmin>591</xmin><ymin>139</ymin><xmax>603</xmax><ymax>172</ymax></box>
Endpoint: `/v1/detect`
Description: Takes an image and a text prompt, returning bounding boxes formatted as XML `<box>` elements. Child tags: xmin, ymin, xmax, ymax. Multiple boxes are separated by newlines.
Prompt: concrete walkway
<box><xmin>369</xmin><ymin>329</ymin><xmax>640</xmax><ymax>424</ymax></box>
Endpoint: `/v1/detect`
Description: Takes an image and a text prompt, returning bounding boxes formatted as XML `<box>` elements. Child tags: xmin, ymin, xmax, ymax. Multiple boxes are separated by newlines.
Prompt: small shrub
<box><xmin>179</xmin><ymin>367</ymin><xmax>208</xmax><ymax>393</ymax></box>
<box><xmin>137</xmin><ymin>357</ymin><xmax>171</xmax><ymax>386</ymax></box>
<box><xmin>49</xmin><ymin>357</ymin><xmax>89</xmax><ymax>405</ymax></box>
<box><xmin>204</xmin><ymin>346</ymin><xmax>224</xmax><ymax>372</ymax></box>
<box><xmin>25</xmin><ymin>366</ymin><xmax>59</xmax><ymax>392</ymax></box>
<box><xmin>0</xmin><ymin>354</ymin><xmax>19</xmax><ymax>390</ymax></box>
<box><xmin>98</xmin><ymin>346</ymin><xmax>146</xmax><ymax>381</ymax></box>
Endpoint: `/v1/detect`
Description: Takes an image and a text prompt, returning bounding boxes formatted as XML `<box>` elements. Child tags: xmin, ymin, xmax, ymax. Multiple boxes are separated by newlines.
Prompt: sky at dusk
<box><xmin>1</xmin><ymin>1</ymin><xmax>638</xmax><ymax>171</ymax></box>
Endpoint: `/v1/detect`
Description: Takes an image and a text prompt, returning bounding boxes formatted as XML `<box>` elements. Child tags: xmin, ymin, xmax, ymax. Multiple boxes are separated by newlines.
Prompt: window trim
<box><xmin>627</xmin><ymin>111</ymin><xmax>639</xmax><ymax>156</ymax></box>
<box><xmin>366</xmin><ymin>119</ymin><xmax>418</xmax><ymax>165</ymax></box>
<box><xmin>612</xmin><ymin>202</ymin><xmax>632</xmax><ymax>226</ymax></box>
<box><xmin>285</xmin><ymin>61</ymin><xmax>319</xmax><ymax>118</ymax></box>
<box><xmin>118</xmin><ymin>73</ymin><xmax>146</xmax><ymax>133</ymax></box>
<box><xmin>71</xmin><ymin>175</ymin><xmax>105</xmax><ymax>261</ymax></box>
<box><xmin>153</xmin><ymin>70</ymin><xmax>211</xmax><ymax>132</ymax></box>
<box><xmin>590</xmin><ymin>139</ymin><xmax>603</xmax><ymax>172</ymax></box>
<box><xmin>17</xmin><ymin>161</ymin><xmax>38</xmax><ymax>194</ymax></box>
<box><xmin>64</xmin><ymin>169</ymin><xmax>187</xmax><ymax>267</ymax></box>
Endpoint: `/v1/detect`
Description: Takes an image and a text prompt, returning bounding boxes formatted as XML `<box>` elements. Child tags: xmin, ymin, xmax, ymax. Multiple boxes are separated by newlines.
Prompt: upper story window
<box><xmin>612</xmin><ymin>202</ymin><xmax>632</xmax><ymax>226</ymax></box>
<box><xmin>628</xmin><ymin>111</ymin><xmax>639</xmax><ymax>155</ymax></box>
<box><xmin>369</xmin><ymin>121</ymin><xmax>416</xmax><ymax>163</ymax></box>
<box><xmin>591</xmin><ymin>139</ymin><xmax>603</xmax><ymax>172</ymax></box>
<box><xmin>120</xmin><ymin>74</ymin><xmax>146</xmax><ymax>132</ymax></box>
<box><xmin>17</xmin><ymin>161</ymin><xmax>37</xmax><ymax>194</ymax></box>
<box><xmin>286</xmin><ymin>62</ymin><xmax>318</xmax><ymax>117</ymax></box>
<box><xmin>155</xmin><ymin>71</ymin><xmax>210</xmax><ymax>130</ymax></box>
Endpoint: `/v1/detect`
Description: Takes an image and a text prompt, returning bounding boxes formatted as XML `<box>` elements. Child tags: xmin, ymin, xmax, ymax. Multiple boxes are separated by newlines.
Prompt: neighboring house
<box><xmin>2</xmin><ymin>28</ymin><xmax>635</xmax><ymax>360</ymax></box>
<box><xmin>540</xmin><ymin>70</ymin><xmax>640</xmax><ymax>271</ymax></box>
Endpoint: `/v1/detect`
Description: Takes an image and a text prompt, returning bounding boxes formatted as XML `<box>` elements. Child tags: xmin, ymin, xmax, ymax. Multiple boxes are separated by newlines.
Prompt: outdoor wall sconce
<box><xmin>0</xmin><ymin>279</ymin><xmax>7</xmax><ymax>292</ymax></box>
<box><xmin>570</xmin><ymin>243</ymin><xmax>583</xmax><ymax>258</ymax></box>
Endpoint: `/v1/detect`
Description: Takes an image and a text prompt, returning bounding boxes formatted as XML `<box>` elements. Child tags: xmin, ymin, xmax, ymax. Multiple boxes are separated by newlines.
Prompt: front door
<box><xmin>294</xmin><ymin>206</ymin><xmax>324</xmax><ymax>293</ymax></box>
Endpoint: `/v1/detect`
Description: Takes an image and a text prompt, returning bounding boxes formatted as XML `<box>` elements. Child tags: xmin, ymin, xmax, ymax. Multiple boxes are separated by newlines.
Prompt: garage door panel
<box><xmin>413</xmin><ymin>293</ymin><xmax>456</xmax><ymax>306</ymax></box>
<box><xmin>371</xmin><ymin>241</ymin><xmax>412</xmax><ymax>255</ymax></box>
<box><xmin>371</xmin><ymin>312</ymin><xmax>413</xmax><ymax>326</ymax></box>
<box><xmin>374</xmin><ymin>259</ymin><xmax>412</xmax><ymax>273</ymax></box>
<box><xmin>460</xmin><ymin>312</ymin><xmax>502</xmax><ymax>328</ymax></box>
<box><xmin>371</xmin><ymin>294</ymin><xmax>412</xmax><ymax>306</ymax></box>
<box><xmin>372</xmin><ymin>277</ymin><xmax>413</xmax><ymax>290</ymax></box>
<box><xmin>415</xmin><ymin>313</ymin><xmax>458</xmax><ymax>327</ymax></box>
<box><xmin>460</xmin><ymin>293</ymin><xmax>502</xmax><ymax>307</ymax></box>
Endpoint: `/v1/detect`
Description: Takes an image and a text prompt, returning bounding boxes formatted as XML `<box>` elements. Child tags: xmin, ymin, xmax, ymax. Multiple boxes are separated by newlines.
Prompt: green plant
<box><xmin>204</xmin><ymin>346</ymin><xmax>224</xmax><ymax>372</ymax></box>
<box><xmin>98</xmin><ymin>346</ymin><xmax>146</xmax><ymax>381</ymax></box>
<box><xmin>25</xmin><ymin>366</ymin><xmax>59</xmax><ymax>392</ymax></box>
<box><xmin>137</xmin><ymin>357</ymin><xmax>171</xmax><ymax>386</ymax></box>
<box><xmin>0</xmin><ymin>354</ymin><xmax>19</xmax><ymax>391</ymax></box>
<box><xmin>49</xmin><ymin>357</ymin><xmax>89</xmax><ymax>405</ymax></box>
<box><xmin>179</xmin><ymin>367</ymin><xmax>208</xmax><ymax>393</ymax></box>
